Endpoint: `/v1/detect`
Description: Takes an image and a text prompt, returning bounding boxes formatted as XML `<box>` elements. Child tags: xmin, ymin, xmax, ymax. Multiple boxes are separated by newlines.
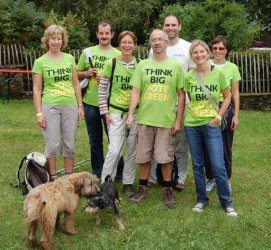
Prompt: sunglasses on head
<box><xmin>212</xmin><ymin>46</ymin><xmax>226</xmax><ymax>51</ymax></box>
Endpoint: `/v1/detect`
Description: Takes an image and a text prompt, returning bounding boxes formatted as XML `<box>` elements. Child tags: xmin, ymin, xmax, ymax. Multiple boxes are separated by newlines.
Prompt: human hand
<box><xmin>78</xmin><ymin>106</ymin><xmax>84</xmax><ymax>121</ymax></box>
<box><xmin>170</xmin><ymin>120</ymin><xmax>181</xmax><ymax>136</ymax></box>
<box><xmin>208</xmin><ymin>117</ymin><xmax>220</xmax><ymax>127</ymax></box>
<box><xmin>230</xmin><ymin>115</ymin><xmax>239</xmax><ymax>130</ymax></box>
<box><xmin>36</xmin><ymin>115</ymin><xmax>46</xmax><ymax>128</ymax></box>
<box><xmin>105</xmin><ymin>113</ymin><xmax>114</xmax><ymax>130</ymax></box>
<box><xmin>125</xmin><ymin>115</ymin><xmax>133</xmax><ymax>128</ymax></box>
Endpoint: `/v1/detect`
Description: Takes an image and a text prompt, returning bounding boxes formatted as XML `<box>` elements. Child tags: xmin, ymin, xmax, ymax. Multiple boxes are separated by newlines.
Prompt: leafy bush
<box><xmin>157</xmin><ymin>0</ymin><xmax>260</xmax><ymax>50</ymax></box>
<box><xmin>0</xmin><ymin>0</ymin><xmax>45</xmax><ymax>47</ymax></box>
<box><xmin>0</xmin><ymin>0</ymin><xmax>90</xmax><ymax>49</ymax></box>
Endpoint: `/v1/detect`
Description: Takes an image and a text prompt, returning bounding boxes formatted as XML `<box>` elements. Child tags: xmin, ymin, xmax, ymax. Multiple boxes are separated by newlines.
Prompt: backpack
<box><xmin>13</xmin><ymin>152</ymin><xmax>50</xmax><ymax>195</ymax></box>
<box><xmin>79</xmin><ymin>48</ymin><xmax>93</xmax><ymax>97</ymax></box>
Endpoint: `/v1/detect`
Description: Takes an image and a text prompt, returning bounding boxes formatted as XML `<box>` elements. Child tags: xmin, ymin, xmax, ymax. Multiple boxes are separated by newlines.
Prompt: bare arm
<box><xmin>231</xmin><ymin>81</ymin><xmax>240</xmax><ymax>130</ymax></box>
<box><xmin>171</xmin><ymin>89</ymin><xmax>185</xmax><ymax>135</ymax></box>
<box><xmin>126</xmin><ymin>86</ymin><xmax>140</xmax><ymax>128</ymax></box>
<box><xmin>33</xmin><ymin>73</ymin><xmax>46</xmax><ymax>128</ymax></box>
<box><xmin>72</xmin><ymin>69</ymin><xmax>84</xmax><ymax>121</ymax></box>
<box><xmin>209</xmin><ymin>87</ymin><xmax>231</xmax><ymax>127</ymax></box>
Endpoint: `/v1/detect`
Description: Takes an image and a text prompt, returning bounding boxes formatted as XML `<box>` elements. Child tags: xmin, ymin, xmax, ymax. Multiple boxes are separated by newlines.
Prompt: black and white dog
<box><xmin>84</xmin><ymin>175</ymin><xmax>124</xmax><ymax>230</ymax></box>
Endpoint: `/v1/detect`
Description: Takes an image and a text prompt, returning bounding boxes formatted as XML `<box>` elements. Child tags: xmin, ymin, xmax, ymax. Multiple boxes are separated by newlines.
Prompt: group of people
<box><xmin>32</xmin><ymin>15</ymin><xmax>240</xmax><ymax>217</ymax></box>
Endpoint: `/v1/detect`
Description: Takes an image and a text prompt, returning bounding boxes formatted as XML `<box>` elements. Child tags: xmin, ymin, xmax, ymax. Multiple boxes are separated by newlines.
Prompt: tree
<box><xmin>157</xmin><ymin>0</ymin><xmax>260</xmax><ymax>50</ymax></box>
<box><xmin>236</xmin><ymin>0</ymin><xmax>271</xmax><ymax>40</ymax></box>
<box><xmin>0</xmin><ymin>0</ymin><xmax>89</xmax><ymax>49</ymax></box>
<box><xmin>0</xmin><ymin>0</ymin><xmax>45</xmax><ymax>46</ymax></box>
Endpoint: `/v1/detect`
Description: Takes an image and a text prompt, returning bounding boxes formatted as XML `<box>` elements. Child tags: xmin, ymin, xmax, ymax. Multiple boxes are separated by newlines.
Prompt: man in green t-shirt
<box><xmin>126</xmin><ymin>29</ymin><xmax>185</xmax><ymax>208</ymax></box>
<box><xmin>77</xmin><ymin>20</ymin><xmax>121</xmax><ymax>177</ymax></box>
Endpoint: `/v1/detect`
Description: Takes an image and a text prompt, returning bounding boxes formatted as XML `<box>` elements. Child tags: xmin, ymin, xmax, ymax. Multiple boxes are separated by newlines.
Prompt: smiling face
<box><xmin>119</xmin><ymin>34</ymin><xmax>135</xmax><ymax>57</ymax></box>
<box><xmin>163</xmin><ymin>16</ymin><xmax>180</xmax><ymax>40</ymax></box>
<box><xmin>96</xmin><ymin>24</ymin><xmax>114</xmax><ymax>46</ymax></box>
<box><xmin>48</xmin><ymin>33</ymin><xmax>63</xmax><ymax>53</ymax></box>
<box><xmin>212</xmin><ymin>41</ymin><xmax>227</xmax><ymax>61</ymax></box>
<box><xmin>150</xmin><ymin>30</ymin><xmax>168</xmax><ymax>55</ymax></box>
<box><xmin>191</xmin><ymin>44</ymin><xmax>210</xmax><ymax>65</ymax></box>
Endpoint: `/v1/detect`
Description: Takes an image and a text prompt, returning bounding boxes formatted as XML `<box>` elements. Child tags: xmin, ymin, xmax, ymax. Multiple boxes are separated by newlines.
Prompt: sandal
<box><xmin>225</xmin><ymin>207</ymin><xmax>238</xmax><ymax>217</ymax></box>
<box><xmin>192</xmin><ymin>203</ymin><xmax>205</xmax><ymax>213</ymax></box>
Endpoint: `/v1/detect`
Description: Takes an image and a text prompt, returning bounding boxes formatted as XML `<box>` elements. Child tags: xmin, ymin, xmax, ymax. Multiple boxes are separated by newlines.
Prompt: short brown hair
<box><xmin>164</xmin><ymin>15</ymin><xmax>181</xmax><ymax>25</ymax></box>
<box><xmin>41</xmin><ymin>24</ymin><xmax>68</xmax><ymax>51</ymax></box>
<box><xmin>118</xmin><ymin>30</ymin><xmax>137</xmax><ymax>45</ymax></box>
<box><xmin>212</xmin><ymin>35</ymin><xmax>230</xmax><ymax>56</ymax></box>
<box><xmin>96</xmin><ymin>20</ymin><xmax>114</xmax><ymax>33</ymax></box>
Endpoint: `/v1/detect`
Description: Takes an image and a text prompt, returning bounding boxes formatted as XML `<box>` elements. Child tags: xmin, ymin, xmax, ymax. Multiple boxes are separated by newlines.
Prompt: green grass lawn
<box><xmin>0</xmin><ymin>99</ymin><xmax>270</xmax><ymax>249</ymax></box>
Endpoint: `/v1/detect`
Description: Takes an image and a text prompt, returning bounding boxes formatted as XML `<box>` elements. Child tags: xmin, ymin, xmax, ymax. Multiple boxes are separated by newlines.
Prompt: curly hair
<box><xmin>41</xmin><ymin>24</ymin><xmax>68</xmax><ymax>51</ymax></box>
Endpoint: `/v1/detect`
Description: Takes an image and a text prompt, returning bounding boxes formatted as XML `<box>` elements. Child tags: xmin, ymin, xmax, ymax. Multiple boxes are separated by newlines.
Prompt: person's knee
<box><xmin>45</xmin><ymin>143</ymin><xmax>59</xmax><ymax>158</ymax></box>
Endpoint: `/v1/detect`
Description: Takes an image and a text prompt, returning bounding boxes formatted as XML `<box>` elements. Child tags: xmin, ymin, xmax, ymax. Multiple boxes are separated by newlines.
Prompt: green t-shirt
<box><xmin>130</xmin><ymin>58</ymin><xmax>184</xmax><ymax>128</ymax></box>
<box><xmin>103</xmin><ymin>58</ymin><xmax>137</xmax><ymax>114</ymax></box>
<box><xmin>32</xmin><ymin>52</ymin><xmax>77</xmax><ymax>106</ymax></box>
<box><xmin>211</xmin><ymin>60</ymin><xmax>241</xmax><ymax>102</ymax></box>
<box><xmin>184</xmin><ymin>66</ymin><xmax>229</xmax><ymax>127</ymax></box>
<box><xmin>76</xmin><ymin>45</ymin><xmax>121</xmax><ymax>106</ymax></box>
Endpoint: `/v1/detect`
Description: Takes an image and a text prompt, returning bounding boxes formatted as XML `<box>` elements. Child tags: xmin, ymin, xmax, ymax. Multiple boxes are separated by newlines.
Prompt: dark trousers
<box><xmin>204</xmin><ymin>105</ymin><xmax>234</xmax><ymax>180</ymax></box>
<box><xmin>84</xmin><ymin>103</ymin><xmax>123</xmax><ymax>177</ymax></box>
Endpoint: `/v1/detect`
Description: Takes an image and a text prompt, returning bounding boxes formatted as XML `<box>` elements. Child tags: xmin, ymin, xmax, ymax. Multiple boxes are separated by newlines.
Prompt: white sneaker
<box><xmin>225</xmin><ymin>207</ymin><xmax>238</xmax><ymax>217</ymax></box>
<box><xmin>192</xmin><ymin>203</ymin><xmax>205</xmax><ymax>213</ymax></box>
<box><xmin>206</xmin><ymin>179</ymin><xmax>216</xmax><ymax>192</ymax></box>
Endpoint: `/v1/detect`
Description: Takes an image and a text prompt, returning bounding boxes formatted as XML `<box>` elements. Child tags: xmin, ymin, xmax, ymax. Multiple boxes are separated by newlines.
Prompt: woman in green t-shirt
<box><xmin>98</xmin><ymin>31</ymin><xmax>138</xmax><ymax>197</ymax></box>
<box><xmin>205</xmin><ymin>36</ymin><xmax>241</xmax><ymax>192</ymax></box>
<box><xmin>33</xmin><ymin>24</ymin><xmax>84</xmax><ymax>180</ymax></box>
<box><xmin>184</xmin><ymin>39</ymin><xmax>238</xmax><ymax>216</ymax></box>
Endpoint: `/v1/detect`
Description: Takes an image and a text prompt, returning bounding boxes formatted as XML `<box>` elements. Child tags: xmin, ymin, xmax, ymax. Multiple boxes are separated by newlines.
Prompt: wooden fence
<box><xmin>0</xmin><ymin>44</ymin><xmax>270</xmax><ymax>96</ymax></box>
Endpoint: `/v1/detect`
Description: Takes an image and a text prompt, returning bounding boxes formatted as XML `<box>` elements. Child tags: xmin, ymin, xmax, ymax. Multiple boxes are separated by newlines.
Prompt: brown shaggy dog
<box><xmin>23</xmin><ymin>172</ymin><xmax>99</xmax><ymax>249</ymax></box>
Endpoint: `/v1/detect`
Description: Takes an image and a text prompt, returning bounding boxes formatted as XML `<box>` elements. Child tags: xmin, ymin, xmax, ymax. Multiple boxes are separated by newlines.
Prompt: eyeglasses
<box><xmin>212</xmin><ymin>46</ymin><xmax>226</xmax><ymax>51</ymax></box>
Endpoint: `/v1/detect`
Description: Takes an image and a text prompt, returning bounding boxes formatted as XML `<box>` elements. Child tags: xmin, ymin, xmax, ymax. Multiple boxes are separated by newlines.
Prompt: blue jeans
<box><xmin>84</xmin><ymin>103</ymin><xmax>104</xmax><ymax>176</ymax></box>
<box><xmin>185</xmin><ymin>124</ymin><xmax>232</xmax><ymax>208</ymax></box>
<box><xmin>205</xmin><ymin>104</ymin><xmax>234</xmax><ymax>179</ymax></box>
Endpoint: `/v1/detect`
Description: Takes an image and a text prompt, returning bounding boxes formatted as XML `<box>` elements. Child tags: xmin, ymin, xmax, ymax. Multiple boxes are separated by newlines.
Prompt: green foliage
<box><xmin>0</xmin><ymin>0</ymin><xmax>45</xmax><ymax>47</ymax></box>
<box><xmin>158</xmin><ymin>0</ymin><xmax>261</xmax><ymax>50</ymax></box>
<box><xmin>42</xmin><ymin>10</ymin><xmax>90</xmax><ymax>50</ymax></box>
<box><xmin>0</xmin><ymin>0</ymin><xmax>89</xmax><ymax>49</ymax></box>
<box><xmin>74</xmin><ymin>0</ymin><xmax>163</xmax><ymax>45</ymax></box>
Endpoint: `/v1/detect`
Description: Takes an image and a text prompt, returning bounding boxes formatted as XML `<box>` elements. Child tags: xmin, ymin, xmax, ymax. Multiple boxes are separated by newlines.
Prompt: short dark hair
<box><xmin>164</xmin><ymin>15</ymin><xmax>181</xmax><ymax>25</ymax></box>
<box><xmin>118</xmin><ymin>30</ymin><xmax>137</xmax><ymax>45</ymax></box>
<box><xmin>212</xmin><ymin>35</ymin><xmax>230</xmax><ymax>56</ymax></box>
<box><xmin>96</xmin><ymin>20</ymin><xmax>114</xmax><ymax>33</ymax></box>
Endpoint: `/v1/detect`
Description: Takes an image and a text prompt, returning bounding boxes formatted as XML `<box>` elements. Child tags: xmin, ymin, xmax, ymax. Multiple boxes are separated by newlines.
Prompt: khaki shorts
<box><xmin>136</xmin><ymin>124</ymin><xmax>176</xmax><ymax>164</ymax></box>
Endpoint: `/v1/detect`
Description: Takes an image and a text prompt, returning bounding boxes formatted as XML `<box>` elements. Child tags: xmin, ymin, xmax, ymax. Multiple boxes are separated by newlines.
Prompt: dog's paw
<box><xmin>119</xmin><ymin>224</ymin><xmax>125</xmax><ymax>231</ymax></box>
<box><xmin>65</xmin><ymin>228</ymin><xmax>78</xmax><ymax>235</ymax></box>
<box><xmin>27</xmin><ymin>239</ymin><xmax>37</xmax><ymax>248</ymax></box>
<box><xmin>40</xmin><ymin>240</ymin><xmax>52</xmax><ymax>250</ymax></box>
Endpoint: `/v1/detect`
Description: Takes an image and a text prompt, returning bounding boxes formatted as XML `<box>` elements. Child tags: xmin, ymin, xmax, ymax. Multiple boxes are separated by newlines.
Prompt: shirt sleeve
<box><xmin>32</xmin><ymin>59</ymin><xmax>42</xmax><ymax>75</ymax></box>
<box><xmin>232</xmin><ymin>64</ymin><xmax>241</xmax><ymax>83</ymax></box>
<box><xmin>130</xmin><ymin>62</ymin><xmax>143</xmax><ymax>89</ymax></box>
<box><xmin>219</xmin><ymin>70</ymin><xmax>230</xmax><ymax>91</ymax></box>
<box><xmin>183</xmin><ymin>71</ymin><xmax>191</xmax><ymax>93</ymax></box>
<box><xmin>98</xmin><ymin>76</ymin><xmax>110</xmax><ymax>115</ymax></box>
<box><xmin>177</xmin><ymin>65</ymin><xmax>185</xmax><ymax>90</ymax></box>
<box><xmin>76</xmin><ymin>50</ymin><xmax>88</xmax><ymax>71</ymax></box>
